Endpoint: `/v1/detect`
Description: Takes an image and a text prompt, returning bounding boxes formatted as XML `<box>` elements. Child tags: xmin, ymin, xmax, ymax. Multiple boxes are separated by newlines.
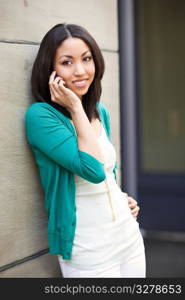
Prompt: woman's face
<box><xmin>53</xmin><ymin>37</ymin><xmax>95</xmax><ymax>99</ymax></box>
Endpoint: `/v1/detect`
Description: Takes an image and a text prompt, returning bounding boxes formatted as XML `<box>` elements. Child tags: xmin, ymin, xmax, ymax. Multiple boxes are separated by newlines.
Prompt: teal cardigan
<box><xmin>25</xmin><ymin>101</ymin><xmax>117</xmax><ymax>259</ymax></box>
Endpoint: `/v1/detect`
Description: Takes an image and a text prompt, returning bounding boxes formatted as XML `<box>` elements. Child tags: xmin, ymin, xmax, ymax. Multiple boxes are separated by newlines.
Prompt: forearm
<box><xmin>70</xmin><ymin>102</ymin><xmax>104</xmax><ymax>164</ymax></box>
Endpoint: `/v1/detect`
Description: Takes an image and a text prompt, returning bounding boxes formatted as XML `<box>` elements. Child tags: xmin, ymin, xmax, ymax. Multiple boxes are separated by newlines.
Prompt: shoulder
<box><xmin>24</xmin><ymin>102</ymin><xmax>72</xmax><ymax>138</ymax></box>
<box><xmin>25</xmin><ymin>102</ymin><xmax>56</xmax><ymax>118</ymax></box>
<box><xmin>25</xmin><ymin>102</ymin><xmax>67</xmax><ymax>124</ymax></box>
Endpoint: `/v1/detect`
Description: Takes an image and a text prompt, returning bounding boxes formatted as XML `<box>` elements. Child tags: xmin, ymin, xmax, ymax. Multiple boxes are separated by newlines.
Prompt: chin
<box><xmin>75</xmin><ymin>89</ymin><xmax>89</xmax><ymax>98</ymax></box>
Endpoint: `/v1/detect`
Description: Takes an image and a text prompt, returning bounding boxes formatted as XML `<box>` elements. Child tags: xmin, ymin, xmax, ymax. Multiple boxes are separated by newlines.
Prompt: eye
<box><xmin>61</xmin><ymin>60</ymin><xmax>72</xmax><ymax>66</ymax></box>
<box><xmin>83</xmin><ymin>56</ymin><xmax>92</xmax><ymax>62</ymax></box>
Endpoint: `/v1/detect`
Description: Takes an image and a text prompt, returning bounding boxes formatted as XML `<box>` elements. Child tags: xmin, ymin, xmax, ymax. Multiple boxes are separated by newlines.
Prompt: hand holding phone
<box><xmin>49</xmin><ymin>71</ymin><xmax>81</xmax><ymax>112</ymax></box>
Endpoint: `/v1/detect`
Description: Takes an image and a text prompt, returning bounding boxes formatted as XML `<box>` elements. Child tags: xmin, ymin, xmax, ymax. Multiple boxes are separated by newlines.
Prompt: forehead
<box><xmin>55</xmin><ymin>37</ymin><xmax>90</xmax><ymax>57</ymax></box>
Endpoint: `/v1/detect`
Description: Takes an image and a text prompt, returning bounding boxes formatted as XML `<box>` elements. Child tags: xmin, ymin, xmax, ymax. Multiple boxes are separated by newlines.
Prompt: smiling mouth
<box><xmin>73</xmin><ymin>79</ymin><xmax>88</xmax><ymax>87</ymax></box>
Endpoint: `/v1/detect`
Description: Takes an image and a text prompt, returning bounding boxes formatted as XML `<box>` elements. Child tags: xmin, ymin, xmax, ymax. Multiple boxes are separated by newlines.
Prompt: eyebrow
<box><xmin>59</xmin><ymin>50</ymin><xmax>91</xmax><ymax>60</ymax></box>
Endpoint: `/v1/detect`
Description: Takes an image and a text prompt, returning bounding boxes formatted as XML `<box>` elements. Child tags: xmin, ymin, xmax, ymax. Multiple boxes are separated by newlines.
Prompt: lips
<box><xmin>73</xmin><ymin>79</ymin><xmax>88</xmax><ymax>87</ymax></box>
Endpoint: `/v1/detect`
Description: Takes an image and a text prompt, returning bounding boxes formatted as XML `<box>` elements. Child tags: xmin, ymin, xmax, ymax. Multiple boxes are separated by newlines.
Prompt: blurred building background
<box><xmin>118</xmin><ymin>0</ymin><xmax>185</xmax><ymax>277</ymax></box>
<box><xmin>0</xmin><ymin>0</ymin><xmax>184</xmax><ymax>277</ymax></box>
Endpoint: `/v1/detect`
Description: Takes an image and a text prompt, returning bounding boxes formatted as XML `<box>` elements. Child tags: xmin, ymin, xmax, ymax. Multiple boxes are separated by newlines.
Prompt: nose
<box><xmin>74</xmin><ymin>62</ymin><xmax>86</xmax><ymax>76</ymax></box>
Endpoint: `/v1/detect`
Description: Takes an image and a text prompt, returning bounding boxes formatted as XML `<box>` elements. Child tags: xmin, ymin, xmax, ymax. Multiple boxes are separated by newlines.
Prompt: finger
<box><xmin>53</xmin><ymin>76</ymin><xmax>64</xmax><ymax>84</ymax></box>
<box><xmin>58</xmin><ymin>78</ymin><xmax>67</xmax><ymax>91</ymax></box>
<box><xmin>128</xmin><ymin>199</ymin><xmax>137</xmax><ymax>208</ymax></box>
<box><xmin>49</xmin><ymin>73</ymin><xmax>64</xmax><ymax>88</ymax></box>
<box><xmin>132</xmin><ymin>206</ymin><xmax>139</xmax><ymax>212</ymax></box>
<box><xmin>129</xmin><ymin>204</ymin><xmax>138</xmax><ymax>210</ymax></box>
<box><xmin>49</xmin><ymin>71</ymin><xmax>57</xmax><ymax>84</ymax></box>
<box><xmin>49</xmin><ymin>74</ymin><xmax>61</xmax><ymax>95</ymax></box>
<box><xmin>48</xmin><ymin>73</ymin><xmax>66</xmax><ymax>103</ymax></box>
<box><xmin>131</xmin><ymin>207</ymin><xmax>140</xmax><ymax>216</ymax></box>
<box><xmin>52</xmin><ymin>78</ymin><xmax>63</xmax><ymax>94</ymax></box>
<box><xmin>129</xmin><ymin>204</ymin><xmax>137</xmax><ymax>210</ymax></box>
<box><xmin>129</xmin><ymin>199</ymin><xmax>137</xmax><ymax>207</ymax></box>
<box><xmin>49</xmin><ymin>84</ymin><xmax>60</xmax><ymax>102</ymax></box>
<box><xmin>49</xmin><ymin>83</ymin><xmax>55</xmax><ymax>97</ymax></box>
<box><xmin>52</xmin><ymin>77</ymin><xmax>67</xmax><ymax>94</ymax></box>
<box><xmin>128</xmin><ymin>196</ymin><xmax>137</xmax><ymax>203</ymax></box>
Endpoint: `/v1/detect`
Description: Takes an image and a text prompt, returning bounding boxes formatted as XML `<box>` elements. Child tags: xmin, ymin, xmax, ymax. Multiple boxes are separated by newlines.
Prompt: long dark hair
<box><xmin>31</xmin><ymin>23</ymin><xmax>105</xmax><ymax>121</ymax></box>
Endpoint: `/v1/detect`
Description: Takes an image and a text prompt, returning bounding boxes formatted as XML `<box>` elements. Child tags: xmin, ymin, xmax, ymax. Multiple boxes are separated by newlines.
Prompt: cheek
<box><xmin>92</xmin><ymin>66</ymin><xmax>95</xmax><ymax>77</ymax></box>
<box><xmin>55</xmin><ymin>66</ymin><xmax>72</xmax><ymax>80</ymax></box>
<box><xmin>88</xmin><ymin>64</ymin><xmax>95</xmax><ymax>80</ymax></box>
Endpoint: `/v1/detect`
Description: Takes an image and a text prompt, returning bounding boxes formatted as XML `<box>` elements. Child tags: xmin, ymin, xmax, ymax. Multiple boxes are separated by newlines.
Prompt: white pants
<box><xmin>58</xmin><ymin>252</ymin><xmax>146</xmax><ymax>278</ymax></box>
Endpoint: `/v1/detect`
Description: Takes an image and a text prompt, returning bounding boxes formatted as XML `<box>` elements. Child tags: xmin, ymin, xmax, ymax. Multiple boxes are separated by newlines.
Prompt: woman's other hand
<box><xmin>123</xmin><ymin>193</ymin><xmax>140</xmax><ymax>219</ymax></box>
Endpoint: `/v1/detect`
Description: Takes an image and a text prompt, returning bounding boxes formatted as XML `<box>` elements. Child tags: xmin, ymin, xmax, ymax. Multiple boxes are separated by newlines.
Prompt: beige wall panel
<box><xmin>0</xmin><ymin>43</ymin><xmax>48</xmax><ymax>266</ymax></box>
<box><xmin>101</xmin><ymin>51</ymin><xmax>121</xmax><ymax>186</ymax></box>
<box><xmin>0</xmin><ymin>253</ymin><xmax>61</xmax><ymax>278</ymax></box>
<box><xmin>0</xmin><ymin>0</ymin><xmax>118</xmax><ymax>51</ymax></box>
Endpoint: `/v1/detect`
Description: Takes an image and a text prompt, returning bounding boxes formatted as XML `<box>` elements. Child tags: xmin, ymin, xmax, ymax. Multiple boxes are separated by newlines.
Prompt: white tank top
<box><xmin>74</xmin><ymin>123</ymin><xmax>122</xmax><ymax>227</ymax></box>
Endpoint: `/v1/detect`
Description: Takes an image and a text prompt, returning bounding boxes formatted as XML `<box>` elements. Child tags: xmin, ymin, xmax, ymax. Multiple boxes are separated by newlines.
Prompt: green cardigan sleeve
<box><xmin>25</xmin><ymin>103</ymin><xmax>106</xmax><ymax>184</ymax></box>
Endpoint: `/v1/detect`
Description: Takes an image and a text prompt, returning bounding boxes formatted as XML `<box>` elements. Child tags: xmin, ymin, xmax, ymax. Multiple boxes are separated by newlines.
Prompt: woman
<box><xmin>25</xmin><ymin>23</ymin><xmax>146</xmax><ymax>278</ymax></box>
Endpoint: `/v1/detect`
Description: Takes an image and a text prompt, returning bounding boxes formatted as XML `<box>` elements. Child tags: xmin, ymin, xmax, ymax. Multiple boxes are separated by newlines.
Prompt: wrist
<box><xmin>69</xmin><ymin>100</ymin><xmax>83</xmax><ymax>115</ymax></box>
